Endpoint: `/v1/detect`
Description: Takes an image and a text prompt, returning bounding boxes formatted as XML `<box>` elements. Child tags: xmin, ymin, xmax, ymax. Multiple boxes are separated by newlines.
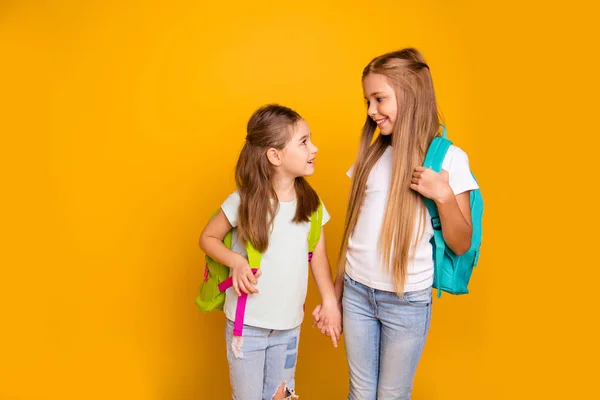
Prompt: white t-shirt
<box><xmin>346</xmin><ymin>145</ymin><xmax>479</xmax><ymax>293</ymax></box>
<box><xmin>221</xmin><ymin>191</ymin><xmax>330</xmax><ymax>330</ymax></box>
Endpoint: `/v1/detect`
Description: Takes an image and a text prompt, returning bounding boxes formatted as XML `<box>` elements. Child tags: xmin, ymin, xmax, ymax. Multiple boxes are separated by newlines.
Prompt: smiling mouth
<box><xmin>375</xmin><ymin>118</ymin><xmax>388</xmax><ymax>126</ymax></box>
<box><xmin>308</xmin><ymin>158</ymin><xmax>315</xmax><ymax>164</ymax></box>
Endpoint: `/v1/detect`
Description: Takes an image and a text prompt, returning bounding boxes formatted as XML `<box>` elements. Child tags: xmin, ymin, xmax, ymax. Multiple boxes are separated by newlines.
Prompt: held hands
<box><xmin>311</xmin><ymin>300</ymin><xmax>342</xmax><ymax>348</ymax></box>
<box><xmin>410</xmin><ymin>167</ymin><xmax>454</xmax><ymax>203</ymax></box>
<box><xmin>231</xmin><ymin>254</ymin><xmax>262</xmax><ymax>296</ymax></box>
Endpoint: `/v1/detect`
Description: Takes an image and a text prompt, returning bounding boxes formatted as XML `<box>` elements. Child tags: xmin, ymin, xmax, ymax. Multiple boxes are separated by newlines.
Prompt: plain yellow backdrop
<box><xmin>1</xmin><ymin>0</ymin><xmax>598</xmax><ymax>398</ymax></box>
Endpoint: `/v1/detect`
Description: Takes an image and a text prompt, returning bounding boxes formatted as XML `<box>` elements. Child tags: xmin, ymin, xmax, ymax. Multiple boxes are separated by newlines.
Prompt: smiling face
<box><xmin>362</xmin><ymin>72</ymin><xmax>398</xmax><ymax>135</ymax></box>
<box><xmin>276</xmin><ymin>119</ymin><xmax>318</xmax><ymax>178</ymax></box>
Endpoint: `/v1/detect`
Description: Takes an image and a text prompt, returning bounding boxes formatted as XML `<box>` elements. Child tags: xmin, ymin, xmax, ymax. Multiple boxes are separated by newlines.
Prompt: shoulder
<box><xmin>442</xmin><ymin>145</ymin><xmax>471</xmax><ymax>171</ymax></box>
<box><xmin>222</xmin><ymin>190</ymin><xmax>240</xmax><ymax>207</ymax></box>
<box><xmin>225</xmin><ymin>190</ymin><xmax>240</xmax><ymax>202</ymax></box>
<box><xmin>318</xmin><ymin>198</ymin><xmax>331</xmax><ymax>225</ymax></box>
<box><xmin>446</xmin><ymin>145</ymin><xmax>469</xmax><ymax>162</ymax></box>
<box><xmin>347</xmin><ymin>145</ymin><xmax>393</xmax><ymax>178</ymax></box>
<box><xmin>442</xmin><ymin>145</ymin><xmax>479</xmax><ymax>194</ymax></box>
<box><xmin>221</xmin><ymin>190</ymin><xmax>241</xmax><ymax>225</ymax></box>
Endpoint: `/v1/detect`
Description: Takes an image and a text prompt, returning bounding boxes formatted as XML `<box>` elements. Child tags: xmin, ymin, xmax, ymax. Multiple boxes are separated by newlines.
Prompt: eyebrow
<box><xmin>365</xmin><ymin>91</ymin><xmax>384</xmax><ymax>99</ymax></box>
<box><xmin>298</xmin><ymin>134</ymin><xmax>309</xmax><ymax>142</ymax></box>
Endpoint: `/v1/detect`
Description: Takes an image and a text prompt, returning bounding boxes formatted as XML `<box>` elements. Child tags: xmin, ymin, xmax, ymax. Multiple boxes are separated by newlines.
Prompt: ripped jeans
<box><xmin>225</xmin><ymin>319</ymin><xmax>300</xmax><ymax>400</ymax></box>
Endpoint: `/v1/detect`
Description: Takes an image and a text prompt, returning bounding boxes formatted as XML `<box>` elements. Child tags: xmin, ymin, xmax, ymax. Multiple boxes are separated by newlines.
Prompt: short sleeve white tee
<box><xmin>221</xmin><ymin>191</ymin><xmax>331</xmax><ymax>330</ymax></box>
<box><xmin>345</xmin><ymin>145</ymin><xmax>478</xmax><ymax>292</ymax></box>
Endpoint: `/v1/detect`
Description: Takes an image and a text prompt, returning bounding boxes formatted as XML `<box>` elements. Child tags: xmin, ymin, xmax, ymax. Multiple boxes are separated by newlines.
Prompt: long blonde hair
<box><xmin>337</xmin><ymin>48</ymin><xmax>441</xmax><ymax>294</ymax></box>
<box><xmin>235</xmin><ymin>104</ymin><xmax>319</xmax><ymax>253</ymax></box>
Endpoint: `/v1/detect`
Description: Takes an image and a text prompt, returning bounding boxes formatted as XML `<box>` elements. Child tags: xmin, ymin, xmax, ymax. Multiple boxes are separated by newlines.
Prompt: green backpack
<box><xmin>195</xmin><ymin>202</ymin><xmax>324</xmax><ymax>336</ymax></box>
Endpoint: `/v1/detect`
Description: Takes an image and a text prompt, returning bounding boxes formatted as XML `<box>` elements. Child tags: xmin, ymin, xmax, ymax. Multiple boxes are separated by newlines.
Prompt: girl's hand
<box><xmin>231</xmin><ymin>254</ymin><xmax>261</xmax><ymax>296</ymax></box>
<box><xmin>311</xmin><ymin>301</ymin><xmax>342</xmax><ymax>347</ymax></box>
<box><xmin>410</xmin><ymin>166</ymin><xmax>454</xmax><ymax>203</ymax></box>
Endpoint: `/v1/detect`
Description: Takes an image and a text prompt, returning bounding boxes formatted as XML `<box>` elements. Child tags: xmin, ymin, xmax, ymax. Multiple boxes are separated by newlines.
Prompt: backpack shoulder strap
<box><xmin>230</xmin><ymin>200</ymin><xmax>321</xmax><ymax>337</ymax></box>
<box><xmin>423</xmin><ymin>125</ymin><xmax>452</xmax><ymax>173</ymax></box>
<box><xmin>244</xmin><ymin>199</ymin><xmax>323</xmax><ymax>267</ymax></box>
<box><xmin>234</xmin><ymin>236</ymin><xmax>261</xmax><ymax>338</ymax></box>
<box><xmin>244</xmin><ymin>200</ymin><xmax>324</xmax><ymax>267</ymax></box>
<box><xmin>307</xmin><ymin>200</ymin><xmax>324</xmax><ymax>253</ymax></box>
<box><xmin>245</xmin><ymin>241</ymin><xmax>262</xmax><ymax>269</ymax></box>
<box><xmin>423</xmin><ymin>126</ymin><xmax>453</xmax><ymax>298</ymax></box>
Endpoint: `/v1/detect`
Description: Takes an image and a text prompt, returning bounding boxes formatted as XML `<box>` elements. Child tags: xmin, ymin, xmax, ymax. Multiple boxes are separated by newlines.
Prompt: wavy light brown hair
<box><xmin>337</xmin><ymin>48</ymin><xmax>442</xmax><ymax>294</ymax></box>
<box><xmin>235</xmin><ymin>104</ymin><xmax>319</xmax><ymax>253</ymax></box>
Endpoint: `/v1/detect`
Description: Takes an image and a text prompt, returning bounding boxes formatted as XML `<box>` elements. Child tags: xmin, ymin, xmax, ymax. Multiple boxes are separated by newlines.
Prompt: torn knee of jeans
<box><xmin>271</xmin><ymin>381</ymin><xmax>298</xmax><ymax>400</ymax></box>
<box><xmin>231</xmin><ymin>336</ymin><xmax>243</xmax><ymax>359</ymax></box>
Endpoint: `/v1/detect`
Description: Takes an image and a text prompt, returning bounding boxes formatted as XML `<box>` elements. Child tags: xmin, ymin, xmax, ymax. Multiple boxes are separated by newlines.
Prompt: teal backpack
<box><xmin>422</xmin><ymin>126</ymin><xmax>484</xmax><ymax>298</ymax></box>
<box><xmin>195</xmin><ymin>202</ymin><xmax>324</xmax><ymax>336</ymax></box>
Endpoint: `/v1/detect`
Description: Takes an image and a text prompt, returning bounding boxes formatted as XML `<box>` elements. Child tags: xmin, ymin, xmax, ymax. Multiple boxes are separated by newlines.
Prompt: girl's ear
<box><xmin>266</xmin><ymin>148</ymin><xmax>283</xmax><ymax>166</ymax></box>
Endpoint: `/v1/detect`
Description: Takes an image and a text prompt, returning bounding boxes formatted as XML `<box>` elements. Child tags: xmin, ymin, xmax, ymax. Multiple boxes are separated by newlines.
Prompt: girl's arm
<box><xmin>411</xmin><ymin>167</ymin><xmax>472</xmax><ymax>255</ymax></box>
<box><xmin>333</xmin><ymin>273</ymin><xmax>344</xmax><ymax>305</ymax></box>
<box><xmin>435</xmin><ymin>190</ymin><xmax>472</xmax><ymax>255</ymax></box>
<box><xmin>309</xmin><ymin>227</ymin><xmax>342</xmax><ymax>347</ymax></box>
<box><xmin>199</xmin><ymin>209</ymin><xmax>261</xmax><ymax>296</ymax></box>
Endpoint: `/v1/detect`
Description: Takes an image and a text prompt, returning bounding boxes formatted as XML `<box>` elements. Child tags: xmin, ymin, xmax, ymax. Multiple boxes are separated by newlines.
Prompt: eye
<box><xmin>376</xmin><ymin>97</ymin><xmax>384</xmax><ymax>103</ymax></box>
<box><xmin>301</xmin><ymin>139</ymin><xmax>307</xmax><ymax>145</ymax></box>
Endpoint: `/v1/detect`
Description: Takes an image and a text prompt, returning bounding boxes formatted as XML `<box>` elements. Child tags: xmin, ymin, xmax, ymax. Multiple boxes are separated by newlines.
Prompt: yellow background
<box><xmin>1</xmin><ymin>0</ymin><xmax>598</xmax><ymax>398</ymax></box>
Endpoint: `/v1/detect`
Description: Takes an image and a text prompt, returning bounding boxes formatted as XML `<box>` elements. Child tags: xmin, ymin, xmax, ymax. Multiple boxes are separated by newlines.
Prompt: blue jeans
<box><xmin>342</xmin><ymin>273</ymin><xmax>432</xmax><ymax>400</ymax></box>
<box><xmin>225</xmin><ymin>319</ymin><xmax>300</xmax><ymax>400</ymax></box>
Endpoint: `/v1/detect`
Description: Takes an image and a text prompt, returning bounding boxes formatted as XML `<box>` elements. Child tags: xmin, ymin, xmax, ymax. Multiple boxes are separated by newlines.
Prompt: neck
<box><xmin>272</xmin><ymin>174</ymin><xmax>296</xmax><ymax>202</ymax></box>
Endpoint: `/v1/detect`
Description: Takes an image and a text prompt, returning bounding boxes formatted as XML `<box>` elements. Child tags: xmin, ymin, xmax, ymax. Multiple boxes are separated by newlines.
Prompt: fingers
<box><xmin>237</xmin><ymin>278</ymin><xmax>250</xmax><ymax>294</ymax></box>
<box><xmin>312</xmin><ymin>305</ymin><xmax>322</xmax><ymax>328</ymax></box>
<box><xmin>320</xmin><ymin>318</ymin><xmax>329</xmax><ymax>335</ymax></box>
<box><xmin>235</xmin><ymin>269</ymin><xmax>260</xmax><ymax>296</ymax></box>
<box><xmin>328</xmin><ymin>326</ymin><xmax>338</xmax><ymax>348</ymax></box>
<box><xmin>312</xmin><ymin>305</ymin><xmax>322</xmax><ymax>318</ymax></box>
<box><xmin>316</xmin><ymin>319</ymin><xmax>324</xmax><ymax>331</ymax></box>
<box><xmin>232</xmin><ymin>280</ymin><xmax>241</xmax><ymax>297</ymax></box>
<box><xmin>414</xmin><ymin>166</ymin><xmax>436</xmax><ymax>177</ymax></box>
<box><xmin>248</xmin><ymin>269</ymin><xmax>259</xmax><ymax>285</ymax></box>
<box><xmin>412</xmin><ymin>170</ymin><xmax>423</xmax><ymax>186</ymax></box>
<box><xmin>312</xmin><ymin>305</ymin><xmax>343</xmax><ymax>347</ymax></box>
<box><xmin>334</xmin><ymin>326</ymin><xmax>341</xmax><ymax>342</ymax></box>
<box><xmin>317</xmin><ymin>316</ymin><xmax>327</xmax><ymax>332</ymax></box>
<box><xmin>244</xmin><ymin>270</ymin><xmax>259</xmax><ymax>294</ymax></box>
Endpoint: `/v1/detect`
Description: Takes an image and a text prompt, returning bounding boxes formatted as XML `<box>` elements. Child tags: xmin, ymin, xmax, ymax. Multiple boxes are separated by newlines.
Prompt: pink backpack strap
<box><xmin>218</xmin><ymin>268</ymin><xmax>259</xmax><ymax>336</ymax></box>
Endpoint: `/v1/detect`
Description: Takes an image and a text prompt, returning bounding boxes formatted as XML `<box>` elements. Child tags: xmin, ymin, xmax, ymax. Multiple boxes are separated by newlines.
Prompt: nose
<box><xmin>368</xmin><ymin>103</ymin><xmax>378</xmax><ymax>118</ymax></box>
<box><xmin>311</xmin><ymin>143</ymin><xmax>318</xmax><ymax>153</ymax></box>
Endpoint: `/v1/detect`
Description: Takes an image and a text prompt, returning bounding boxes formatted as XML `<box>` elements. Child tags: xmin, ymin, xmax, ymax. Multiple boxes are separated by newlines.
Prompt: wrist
<box><xmin>334</xmin><ymin>279</ymin><xmax>343</xmax><ymax>303</ymax></box>
<box><xmin>322</xmin><ymin>294</ymin><xmax>338</xmax><ymax>306</ymax></box>
<box><xmin>229</xmin><ymin>253</ymin><xmax>246</xmax><ymax>270</ymax></box>
<box><xmin>435</xmin><ymin>186</ymin><xmax>454</xmax><ymax>205</ymax></box>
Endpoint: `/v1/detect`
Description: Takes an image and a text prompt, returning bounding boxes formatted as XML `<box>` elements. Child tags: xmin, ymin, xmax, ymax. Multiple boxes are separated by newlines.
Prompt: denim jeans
<box><xmin>342</xmin><ymin>273</ymin><xmax>432</xmax><ymax>400</ymax></box>
<box><xmin>225</xmin><ymin>319</ymin><xmax>300</xmax><ymax>400</ymax></box>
